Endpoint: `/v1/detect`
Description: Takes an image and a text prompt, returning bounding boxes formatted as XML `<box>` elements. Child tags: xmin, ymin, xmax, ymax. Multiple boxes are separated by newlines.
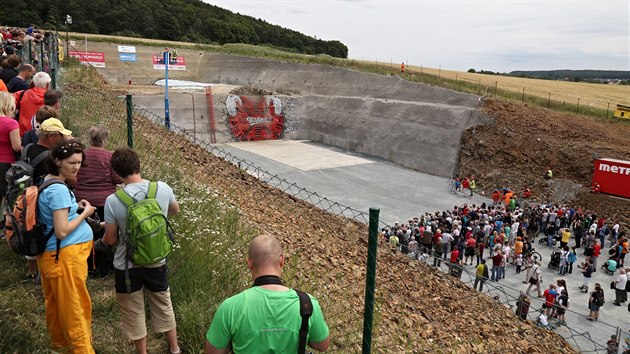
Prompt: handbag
<box><xmin>611</xmin><ymin>281</ymin><xmax>616</xmax><ymax>290</ymax></box>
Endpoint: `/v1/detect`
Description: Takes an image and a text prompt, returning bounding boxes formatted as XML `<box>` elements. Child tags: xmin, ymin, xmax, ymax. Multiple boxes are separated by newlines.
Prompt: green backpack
<box><xmin>116</xmin><ymin>182</ymin><xmax>174</xmax><ymax>292</ymax></box>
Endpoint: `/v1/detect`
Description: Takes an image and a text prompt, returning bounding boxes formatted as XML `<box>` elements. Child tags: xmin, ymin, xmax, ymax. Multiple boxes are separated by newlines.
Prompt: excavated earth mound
<box><xmin>459</xmin><ymin>99</ymin><xmax>630</xmax><ymax>227</ymax></box>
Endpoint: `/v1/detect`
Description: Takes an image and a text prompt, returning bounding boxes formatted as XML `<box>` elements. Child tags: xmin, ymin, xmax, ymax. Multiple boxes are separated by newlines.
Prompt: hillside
<box><xmin>3</xmin><ymin>0</ymin><xmax>348</xmax><ymax>58</ymax></box>
<box><xmin>458</xmin><ymin>98</ymin><xmax>630</xmax><ymax>228</ymax></box>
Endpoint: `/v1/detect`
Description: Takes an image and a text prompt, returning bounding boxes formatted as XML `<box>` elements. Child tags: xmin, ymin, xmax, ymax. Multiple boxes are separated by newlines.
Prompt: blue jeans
<box><xmin>547</xmin><ymin>234</ymin><xmax>553</xmax><ymax>247</ymax></box>
<box><xmin>491</xmin><ymin>266</ymin><xmax>499</xmax><ymax>281</ymax></box>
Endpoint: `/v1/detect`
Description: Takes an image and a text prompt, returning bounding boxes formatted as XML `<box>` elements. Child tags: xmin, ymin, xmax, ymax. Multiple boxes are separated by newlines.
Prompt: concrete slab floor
<box><xmin>218</xmin><ymin>139</ymin><xmax>487</xmax><ymax>226</ymax></box>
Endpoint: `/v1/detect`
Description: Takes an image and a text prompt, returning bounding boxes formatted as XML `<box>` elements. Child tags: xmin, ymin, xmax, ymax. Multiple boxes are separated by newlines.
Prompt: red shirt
<box><xmin>466</xmin><ymin>238</ymin><xmax>476</xmax><ymax>248</ymax></box>
<box><xmin>14</xmin><ymin>87</ymin><xmax>46</xmax><ymax>136</ymax></box>
<box><xmin>544</xmin><ymin>289</ymin><xmax>557</xmax><ymax>307</ymax></box>
<box><xmin>593</xmin><ymin>244</ymin><xmax>601</xmax><ymax>257</ymax></box>
<box><xmin>450</xmin><ymin>249</ymin><xmax>460</xmax><ymax>263</ymax></box>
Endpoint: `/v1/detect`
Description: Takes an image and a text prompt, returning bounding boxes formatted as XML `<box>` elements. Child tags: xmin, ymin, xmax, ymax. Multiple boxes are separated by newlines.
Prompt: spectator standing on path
<box><xmin>37</xmin><ymin>139</ymin><xmax>96</xmax><ymax>353</ymax></box>
<box><xmin>14</xmin><ymin>71</ymin><xmax>50</xmax><ymax>135</ymax></box>
<box><xmin>204</xmin><ymin>234</ymin><xmax>330</xmax><ymax>354</ymax></box>
<box><xmin>619</xmin><ymin>233</ymin><xmax>628</xmax><ymax>267</ymax></box>
<box><xmin>433</xmin><ymin>237</ymin><xmax>443</xmax><ymax>267</ymax></box>
<box><xmin>556</xmin><ymin>289</ymin><xmax>569</xmax><ymax>326</ymax></box>
<box><xmin>579</xmin><ymin>258</ymin><xmax>594</xmax><ymax>293</ymax></box>
<box><xmin>474</xmin><ymin>259</ymin><xmax>489</xmax><ymax>292</ymax></box>
<box><xmin>7</xmin><ymin>64</ymin><xmax>34</xmax><ymax>93</ymax></box>
<box><xmin>568</xmin><ymin>247</ymin><xmax>577</xmax><ymax>274</ymax></box>
<box><xmin>102</xmin><ymin>148</ymin><xmax>181</xmax><ymax>354</ymax></box>
<box><xmin>560</xmin><ymin>228</ymin><xmax>570</xmax><ymax>249</ymax></box>
<box><xmin>542</xmin><ymin>284</ymin><xmax>558</xmax><ymax>316</ymax></box>
<box><xmin>613</xmin><ymin>269</ymin><xmax>627</xmax><ymax>306</ymax></box>
<box><xmin>491</xmin><ymin>249</ymin><xmax>502</xmax><ymax>282</ymax></box>
<box><xmin>0</xmin><ymin>92</ymin><xmax>21</xmax><ymax>212</ymax></box>
<box><xmin>515</xmin><ymin>254</ymin><xmax>524</xmax><ymax>274</ymax></box>
<box><xmin>587</xmin><ymin>283</ymin><xmax>605</xmax><ymax>321</ymax></box>
<box><xmin>441</xmin><ymin>231</ymin><xmax>453</xmax><ymax>260</ymax></box>
<box><xmin>0</xmin><ymin>54</ymin><xmax>19</xmax><ymax>85</ymax></box>
<box><xmin>592</xmin><ymin>240</ymin><xmax>601</xmax><ymax>271</ymax></box>
<box><xmin>22</xmin><ymin>89</ymin><xmax>63</xmax><ymax>147</ymax></box>
<box><xmin>522</xmin><ymin>253</ymin><xmax>535</xmax><ymax>284</ymax></box>
<box><xmin>525</xmin><ymin>261</ymin><xmax>543</xmax><ymax>297</ymax></box>
<box><xmin>475</xmin><ymin>236</ymin><xmax>485</xmax><ymax>266</ymax></box>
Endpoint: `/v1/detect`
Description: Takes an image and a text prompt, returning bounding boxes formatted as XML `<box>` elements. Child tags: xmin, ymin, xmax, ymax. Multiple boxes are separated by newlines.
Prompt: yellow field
<box><xmin>407</xmin><ymin>65</ymin><xmax>630</xmax><ymax>111</ymax></box>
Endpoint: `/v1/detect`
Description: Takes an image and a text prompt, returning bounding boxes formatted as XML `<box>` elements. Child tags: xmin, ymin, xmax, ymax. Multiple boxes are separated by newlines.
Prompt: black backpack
<box><xmin>5</xmin><ymin>144</ymin><xmax>49</xmax><ymax>207</ymax></box>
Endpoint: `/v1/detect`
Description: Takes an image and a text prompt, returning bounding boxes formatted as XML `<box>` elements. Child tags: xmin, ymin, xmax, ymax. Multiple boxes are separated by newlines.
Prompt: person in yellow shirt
<box><xmin>560</xmin><ymin>228</ymin><xmax>571</xmax><ymax>249</ymax></box>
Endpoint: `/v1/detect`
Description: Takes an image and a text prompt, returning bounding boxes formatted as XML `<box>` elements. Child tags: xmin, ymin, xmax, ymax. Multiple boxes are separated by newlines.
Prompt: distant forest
<box><xmin>2</xmin><ymin>0</ymin><xmax>349</xmax><ymax>58</ymax></box>
<box><xmin>509</xmin><ymin>70</ymin><xmax>630</xmax><ymax>81</ymax></box>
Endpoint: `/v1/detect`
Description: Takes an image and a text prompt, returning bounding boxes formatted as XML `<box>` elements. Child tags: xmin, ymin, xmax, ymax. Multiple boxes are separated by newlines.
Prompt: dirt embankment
<box><xmin>132</xmin><ymin>116</ymin><xmax>576</xmax><ymax>353</ymax></box>
<box><xmin>458</xmin><ymin>99</ymin><xmax>630</xmax><ymax>227</ymax></box>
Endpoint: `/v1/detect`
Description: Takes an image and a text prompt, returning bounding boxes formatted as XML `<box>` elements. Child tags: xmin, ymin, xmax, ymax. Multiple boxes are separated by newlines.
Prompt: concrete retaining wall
<box><xmin>89</xmin><ymin>42</ymin><xmax>487</xmax><ymax>176</ymax></box>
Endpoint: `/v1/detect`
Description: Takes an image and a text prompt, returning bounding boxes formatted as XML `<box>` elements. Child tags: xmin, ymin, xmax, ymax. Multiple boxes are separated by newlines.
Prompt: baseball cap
<box><xmin>40</xmin><ymin>118</ymin><xmax>72</xmax><ymax>136</ymax></box>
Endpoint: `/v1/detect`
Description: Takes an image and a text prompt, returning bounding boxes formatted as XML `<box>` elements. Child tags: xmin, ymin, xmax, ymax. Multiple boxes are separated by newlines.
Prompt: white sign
<box><xmin>118</xmin><ymin>45</ymin><xmax>136</xmax><ymax>53</ymax></box>
<box><xmin>69</xmin><ymin>40</ymin><xmax>76</xmax><ymax>46</ymax></box>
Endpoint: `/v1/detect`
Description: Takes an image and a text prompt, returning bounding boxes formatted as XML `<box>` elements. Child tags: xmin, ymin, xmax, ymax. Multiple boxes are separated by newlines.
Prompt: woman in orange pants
<box><xmin>37</xmin><ymin>138</ymin><xmax>97</xmax><ymax>353</ymax></box>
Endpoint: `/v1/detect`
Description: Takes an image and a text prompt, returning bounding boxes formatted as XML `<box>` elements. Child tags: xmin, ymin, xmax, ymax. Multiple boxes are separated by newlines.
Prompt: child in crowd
<box><xmin>515</xmin><ymin>254</ymin><xmax>523</xmax><ymax>274</ymax></box>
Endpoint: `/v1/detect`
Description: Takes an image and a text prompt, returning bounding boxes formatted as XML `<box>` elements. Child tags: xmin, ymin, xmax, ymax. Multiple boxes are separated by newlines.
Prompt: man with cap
<box><xmin>21</xmin><ymin>117</ymin><xmax>71</xmax><ymax>282</ymax></box>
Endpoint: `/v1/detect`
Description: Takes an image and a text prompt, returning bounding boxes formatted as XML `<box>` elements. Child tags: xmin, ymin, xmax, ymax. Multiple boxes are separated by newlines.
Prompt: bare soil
<box><xmin>459</xmin><ymin>98</ymin><xmax>630</xmax><ymax>227</ymax></box>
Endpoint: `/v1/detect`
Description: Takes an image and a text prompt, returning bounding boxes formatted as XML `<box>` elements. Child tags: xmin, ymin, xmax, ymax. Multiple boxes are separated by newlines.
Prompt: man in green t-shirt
<box><xmin>205</xmin><ymin>234</ymin><xmax>330</xmax><ymax>353</ymax></box>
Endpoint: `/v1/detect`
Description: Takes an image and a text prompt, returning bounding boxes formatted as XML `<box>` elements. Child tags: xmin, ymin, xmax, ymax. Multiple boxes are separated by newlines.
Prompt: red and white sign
<box><xmin>593</xmin><ymin>158</ymin><xmax>630</xmax><ymax>198</ymax></box>
<box><xmin>68</xmin><ymin>51</ymin><xmax>105</xmax><ymax>68</ymax></box>
<box><xmin>152</xmin><ymin>55</ymin><xmax>186</xmax><ymax>71</ymax></box>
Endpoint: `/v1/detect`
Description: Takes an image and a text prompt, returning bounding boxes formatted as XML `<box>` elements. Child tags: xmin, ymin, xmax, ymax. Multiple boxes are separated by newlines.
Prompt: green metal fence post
<box><xmin>39</xmin><ymin>41</ymin><xmax>44</xmax><ymax>72</ymax></box>
<box><xmin>126</xmin><ymin>95</ymin><xmax>134</xmax><ymax>148</ymax></box>
<box><xmin>27</xmin><ymin>40</ymin><xmax>32</xmax><ymax>64</ymax></box>
<box><xmin>362</xmin><ymin>207</ymin><xmax>379</xmax><ymax>354</ymax></box>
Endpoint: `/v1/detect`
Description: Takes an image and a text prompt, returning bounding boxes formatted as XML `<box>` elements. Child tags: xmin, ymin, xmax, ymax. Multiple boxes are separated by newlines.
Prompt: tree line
<box><xmin>2</xmin><ymin>0</ymin><xmax>349</xmax><ymax>58</ymax></box>
<box><xmin>509</xmin><ymin>70</ymin><xmax>630</xmax><ymax>81</ymax></box>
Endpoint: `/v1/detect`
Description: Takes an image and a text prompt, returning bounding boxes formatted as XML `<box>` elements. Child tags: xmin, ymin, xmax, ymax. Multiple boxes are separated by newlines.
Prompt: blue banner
<box><xmin>119</xmin><ymin>53</ymin><xmax>137</xmax><ymax>62</ymax></box>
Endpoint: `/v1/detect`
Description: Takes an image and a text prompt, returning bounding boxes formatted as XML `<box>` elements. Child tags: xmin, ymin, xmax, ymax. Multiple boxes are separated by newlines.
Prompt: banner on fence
<box><xmin>118</xmin><ymin>45</ymin><xmax>136</xmax><ymax>53</ymax></box>
<box><xmin>152</xmin><ymin>55</ymin><xmax>186</xmax><ymax>70</ymax></box>
<box><xmin>119</xmin><ymin>53</ymin><xmax>137</xmax><ymax>62</ymax></box>
<box><xmin>68</xmin><ymin>51</ymin><xmax>105</xmax><ymax>68</ymax></box>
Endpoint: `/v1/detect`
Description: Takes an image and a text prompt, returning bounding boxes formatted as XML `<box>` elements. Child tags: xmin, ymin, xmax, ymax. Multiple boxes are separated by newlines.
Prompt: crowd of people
<box><xmin>1</xmin><ymin>27</ymin><xmax>332</xmax><ymax>354</ymax></box>
<box><xmin>1</xmin><ymin>25</ymin><xmax>56</xmax><ymax>77</ymax></box>
<box><xmin>383</xmin><ymin>190</ymin><xmax>629</xmax><ymax>330</ymax></box>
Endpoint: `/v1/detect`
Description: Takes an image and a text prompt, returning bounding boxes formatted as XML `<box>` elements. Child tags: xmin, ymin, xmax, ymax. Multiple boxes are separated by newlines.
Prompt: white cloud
<box><xmin>206</xmin><ymin>0</ymin><xmax>629</xmax><ymax>71</ymax></box>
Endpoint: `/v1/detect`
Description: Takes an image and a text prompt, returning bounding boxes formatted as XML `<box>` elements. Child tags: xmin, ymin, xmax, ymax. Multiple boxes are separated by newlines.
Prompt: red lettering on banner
<box><xmin>593</xmin><ymin>158</ymin><xmax>630</xmax><ymax>198</ymax></box>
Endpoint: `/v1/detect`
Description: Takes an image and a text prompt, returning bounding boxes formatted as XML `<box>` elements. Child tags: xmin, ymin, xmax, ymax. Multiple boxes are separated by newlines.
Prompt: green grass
<box><xmin>0</xmin><ymin>65</ymin><xmax>256</xmax><ymax>353</ymax></box>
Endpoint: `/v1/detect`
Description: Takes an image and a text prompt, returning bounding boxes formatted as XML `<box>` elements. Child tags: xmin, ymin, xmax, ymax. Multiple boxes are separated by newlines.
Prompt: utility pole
<box><xmin>164</xmin><ymin>50</ymin><xmax>171</xmax><ymax>129</ymax></box>
<box><xmin>65</xmin><ymin>15</ymin><xmax>72</xmax><ymax>59</ymax></box>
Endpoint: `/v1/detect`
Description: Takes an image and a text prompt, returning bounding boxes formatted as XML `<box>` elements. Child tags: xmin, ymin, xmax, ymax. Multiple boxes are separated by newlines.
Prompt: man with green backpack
<box><xmin>101</xmin><ymin>148</ymin><xmax>181</xmax><ymax>354</ymax></box>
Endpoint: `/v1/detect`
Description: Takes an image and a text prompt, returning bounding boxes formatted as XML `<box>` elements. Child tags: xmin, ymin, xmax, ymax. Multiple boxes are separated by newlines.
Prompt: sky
<box><xmin>207</xmin><ymin>0</ymin><xmax>629</xmax><ymax>73</ymax></box>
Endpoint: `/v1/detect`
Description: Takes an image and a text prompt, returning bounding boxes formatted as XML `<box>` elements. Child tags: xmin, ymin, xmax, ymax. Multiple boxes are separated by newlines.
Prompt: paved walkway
<box><xmin>216</xmin><ymin>139</ymin><xmax>629</xmax><ymax>353</ymax></box>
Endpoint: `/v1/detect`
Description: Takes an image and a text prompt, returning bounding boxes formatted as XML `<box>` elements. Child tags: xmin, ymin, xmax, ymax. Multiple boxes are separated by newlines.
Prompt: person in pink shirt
<box><xmin>0</xmin><ymin>92</ymin><xmax>22</xmax><ymax>211</ymax></box>
<box><xmin>74</xmin><ymin>126</ymin><xmax>122</xmax><ymax>219</ymax></box>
